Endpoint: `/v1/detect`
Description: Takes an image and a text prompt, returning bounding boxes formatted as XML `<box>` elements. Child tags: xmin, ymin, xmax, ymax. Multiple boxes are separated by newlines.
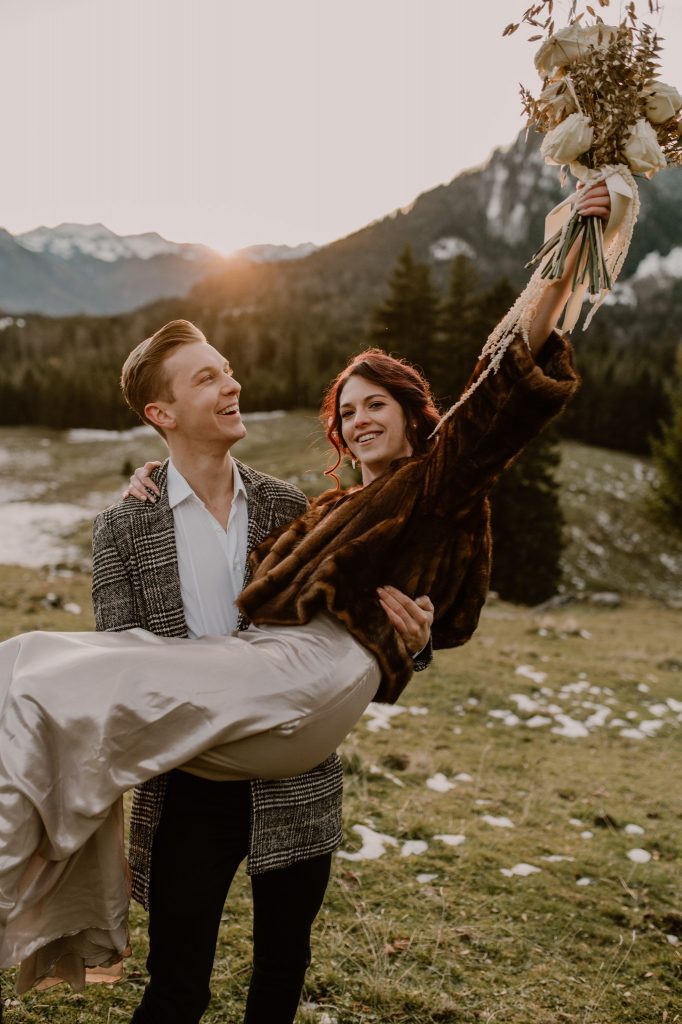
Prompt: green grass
<box><xmin>2</xmin><ymin>582</ymin><xmax>680</xmax><ymax>1023</ymax></box>
<box><xmin>1</xmin><ymin>420</ymin><xmax>681</xmax><ymax>1020</ymax></box>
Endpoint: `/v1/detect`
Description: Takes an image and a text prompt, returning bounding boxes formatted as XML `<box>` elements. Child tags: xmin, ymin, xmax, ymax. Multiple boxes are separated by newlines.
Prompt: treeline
<box><xmin>0</xmin><ymin>252</ymin><xmax>677</xmax><ymax>458</ymax></box>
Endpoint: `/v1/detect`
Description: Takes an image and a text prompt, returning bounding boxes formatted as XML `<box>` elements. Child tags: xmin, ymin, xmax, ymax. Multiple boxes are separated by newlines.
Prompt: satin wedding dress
<box><xmin>0</xmin><ymin>614</ymin><xmax>379</xmax><ymax>991</ymax></box>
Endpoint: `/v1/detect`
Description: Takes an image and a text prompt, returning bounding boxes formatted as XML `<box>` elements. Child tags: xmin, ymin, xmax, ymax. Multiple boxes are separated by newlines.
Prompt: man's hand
<box><xmin>377</xmin><ymin>585</ymin><xmax>434</xmax><ymax>655</ymax></box>
<box><xmin>123</xmin><ymin>461</ymin><xmax>162</xmax><ymax>502</ymax></box>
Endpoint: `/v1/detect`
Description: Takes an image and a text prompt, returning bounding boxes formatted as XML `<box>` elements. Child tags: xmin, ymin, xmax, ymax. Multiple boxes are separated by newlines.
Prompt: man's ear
<box><xmin>145</xmin><ymin>402</ymin><xmax>176</xmax><ymax>432</ymax></box>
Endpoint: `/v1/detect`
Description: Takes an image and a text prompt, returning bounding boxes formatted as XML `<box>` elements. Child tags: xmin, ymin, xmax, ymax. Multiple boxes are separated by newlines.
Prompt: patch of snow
<box><xmin>624</xmin><ymin>824</ymin><xmax>645</xmax><ymax>836</ymax></box>
<box><xmin>510</xmin><ymin>693</ymin><xmax>543</xmax><ymax>713</ymax></box>
<box><xmin>526</xmin><ymin>715</ymin><xmax>553</xmax><ymax>728</ymax></box>
<box><xmin>402</xmin><ymin>840</ymin><xmax>428</xmax><ymax>857</ymax></box>
<box><xmin>634</xmin><ymin>246</ymin><xmax>682</xmax><ymax>280</ymax></box>
<box><xmin>67</xmin><ymin>425</ymin><xmax>155</xmax><ymax>443</ymax></box>
<box><xmin>666</xmin><ymin>934</ymin><xmax>680</xmax><ymax>946</ymax></box>
<box><xmin>426</xmin><ymin>773</ymin><xmax>455</xmax><ymax>793</ymax></box>
<box><xmin>515</xmin><ymin>665</ymin><xmax>547</xmax><ymax>685</ymax></box>
<box><xmin>500</xmin><ymin>863</ymin><xmax>541</xmax><ymax>877</ymax></box>
<box><xmin>647</xmin><ymin>703</ymin><xmax>670</xmax><ymax>717</ymax></box>
<box><xmin>337</xmin><ymin>824</ymin><xmax>398</xmax><ymax>861</ymax></box>
<box><xmin>435</xmin><ymin>834</ymin><xmax>466</xmax><ymax>847</ymax></box>
<box><xmin>481</xmin><ymin>815</ymin><xmax>514</xmax><ymax>829</ymax></box>
<box><xmin>580</xmin><ymin>831</ymin><xmax>594</xmax><ymax>840</ymax></box>
<box><xmin>569</xmin><ymin>818</ymin><xmax>584</xmax><ymax>827</ymax></box>
<box><xmin>639</xmin><ymin>719</ymin><xmax>664</xmax><ymax>735</ymax></box>
<box><xmin>584</xmin><ymin>706</ymin><xmax>611</xmax><ymax>729</ymax></box>
<box><xmin>551</xmin><ymin>715</ymin><xmax>590</xmax><ymax>738</ymax></box>
<box><xmin>619</xmin><ymin>728</ymin><xmax>645</xmax><ymax>740</ymax></box>
<box><xmin>626</xmin><ymin>848</ymin><xmax>652</xmax><ymax>864</ymax></box>
<box><xmin>542</xmin><ymin>854</ymin><xmax>575</xmax><ymax>863</ymax></box>
<box><xmin>363</xmin><ymin>703</ymin><xmax>405</xmax><ymax>732</ymax></box>
<box><xmin>660</xmin><ymin>553</ymin><xmax>679</xmax><ymax>573</ymax></box>
<box><xmin>576</xmin><ymin>877</ymin><xmax>592</xmax><ymax>886</ymax></box>
<box><xmin>429</xmin><ymin>236</ymin><xmax>476</xmax><ymax>261</ymax></box>
<box><xmin>0</xmin><ymin>502</ymin><xmax>91</xmax><ymax>567</ymax></box>
<box><xmin>416</xmin><ymin>873</ymin><xmax>438</xmax><ymax>884</ymax></box>
<box><xmin>603</xmin><ymin>281</ymin><xmax>637</xmax><ymax>307</ymax></box>
<box><xmin>454</xmin><ymin>772</ymin><xmax>473</xmax><ymax>783</ymax></box>
<box><xmin>486</xmin><ymin>163</ymin><xmax>510</xmax><ymax>226</ymax></box>
<box><xmin>408</xmin><ymin>706</ymin><xmax>429</xmax><ymax>716</ymax></box>
<box><xmin>0</xmin><ymin>316</ymin><xmax>26</xmax><ymax>330</ymax></box>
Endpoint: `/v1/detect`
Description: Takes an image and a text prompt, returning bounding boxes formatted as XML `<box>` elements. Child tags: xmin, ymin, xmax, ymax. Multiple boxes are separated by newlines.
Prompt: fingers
<box><xmin>377</xmin><ymin>585</ymin><xmax>434</xmax><ymax>654</ymax></box>
<box><xmin>573</xmin><ymin>183</ymin><xmax>611</xmax><ymax>222</ymax></box>
<box><xmin>122</xmin><ymin>460</ymin><xmax>162</xmax><ymax>502</ymax></box>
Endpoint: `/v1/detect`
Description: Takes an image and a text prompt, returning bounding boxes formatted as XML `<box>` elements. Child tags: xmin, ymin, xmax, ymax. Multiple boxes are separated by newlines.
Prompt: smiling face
<box><xmin>338</xmin><ymin>374</ymin><xmax>413</xmax><ymax>484</ymax></box>
<box><xmin>144</xmin><ymin>340</ymin><xmax>246</xmax><ymax>451</ymax></box>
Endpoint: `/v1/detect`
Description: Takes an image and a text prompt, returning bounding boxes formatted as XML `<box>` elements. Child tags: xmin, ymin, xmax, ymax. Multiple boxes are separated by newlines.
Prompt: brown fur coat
<box><xmin>239</xmin><ymin>330</ymin><xmax>579</xmax><ymax>703</ymax></box>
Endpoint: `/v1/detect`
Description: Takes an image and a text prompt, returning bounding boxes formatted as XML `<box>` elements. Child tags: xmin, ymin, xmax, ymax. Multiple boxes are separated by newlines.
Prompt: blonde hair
<box><xmin>121</xmin><ymin>320</ymin><xmax>207</xmax><ymax>436</ymax></box>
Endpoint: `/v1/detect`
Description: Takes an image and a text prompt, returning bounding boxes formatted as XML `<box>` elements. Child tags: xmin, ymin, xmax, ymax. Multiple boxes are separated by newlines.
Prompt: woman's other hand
<box><xmin>123</xmin><ymin>461</ymin><xmax>162</xmax><ymax>502</ymax></box>
<box><xmin>377</xmin><ymin>586</ymin><xmax>434</xmax><ymax>655</ymax></box>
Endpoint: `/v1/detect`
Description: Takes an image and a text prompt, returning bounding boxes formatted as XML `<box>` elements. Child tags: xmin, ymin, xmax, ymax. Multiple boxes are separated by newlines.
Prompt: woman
<box><xmin>0</xmin><ymin>183</ymin><xmax>612</xmax><ymax>991</ymax></box>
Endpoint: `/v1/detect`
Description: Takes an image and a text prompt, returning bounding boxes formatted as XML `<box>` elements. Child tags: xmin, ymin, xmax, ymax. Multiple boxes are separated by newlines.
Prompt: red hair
<box><xmin>320</xmin><ymin>348</ymin><xmax>441</xmax><ymax>487</ymax></box>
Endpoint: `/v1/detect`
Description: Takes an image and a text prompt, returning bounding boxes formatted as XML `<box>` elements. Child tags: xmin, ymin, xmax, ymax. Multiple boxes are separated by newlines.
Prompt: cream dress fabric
<box><xmin>0</xmin><ymin>614</ymin><xmax>379</xmax><ymax>992</ymax></box>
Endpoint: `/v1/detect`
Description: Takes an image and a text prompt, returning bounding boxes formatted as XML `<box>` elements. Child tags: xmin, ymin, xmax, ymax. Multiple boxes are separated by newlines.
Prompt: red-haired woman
<box><xmin>0</xmin><ymin>184</ymin><xmax>611</xmax><ymax>986</ymax></box>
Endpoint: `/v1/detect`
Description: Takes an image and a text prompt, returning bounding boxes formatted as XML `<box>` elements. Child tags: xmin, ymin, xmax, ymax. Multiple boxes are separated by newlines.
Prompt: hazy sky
<box><xmin>2</xmin><ymin>0</ymin><xmax>681</xmax><ymax>252</ymax></box>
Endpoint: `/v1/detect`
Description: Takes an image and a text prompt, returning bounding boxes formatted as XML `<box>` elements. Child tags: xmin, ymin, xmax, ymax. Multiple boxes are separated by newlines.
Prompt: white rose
<box><xmin>624</xmin><ymin>118</ymin><xmax>667</xmax><ymax>177</ymax></box>
<box><xmin>644</xmin><ymin>82</ymin><xmax>682</xmax><ymax>124</ymax></box>
<box><xmin>541</xmin><ymin>112</ymin><xmax>594</xmax><ymax>166</ymax></box>
<box><xmin>535</xmin><ymin>24</ymin><xmax>620</xmax><ymax>77</ymax></box>
<box><xmin>539</xmin><ymin>79</ymin><xmax>578</xmax><ymax>124</ymax></box>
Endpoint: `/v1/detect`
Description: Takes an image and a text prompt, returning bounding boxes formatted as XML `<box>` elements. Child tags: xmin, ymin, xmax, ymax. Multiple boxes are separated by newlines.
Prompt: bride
<box><xmin>0</xmin><ymin>183</ymin><xmax>611</xmax><ymax>994</ymax></box>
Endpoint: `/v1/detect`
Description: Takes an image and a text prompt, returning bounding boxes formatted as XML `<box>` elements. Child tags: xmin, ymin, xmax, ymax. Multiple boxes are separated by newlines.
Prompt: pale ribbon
<box><xmin>547</xmin><ymin>163</ymin><xmax>640</xmax><ymax>331</ymax></box>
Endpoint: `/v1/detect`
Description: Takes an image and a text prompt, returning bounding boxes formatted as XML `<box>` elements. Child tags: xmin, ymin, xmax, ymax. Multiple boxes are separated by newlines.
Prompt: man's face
<box><xmin>151</xmin><ymin>341</ymin><xmax>247</xmax><ymax>448</ymax></box>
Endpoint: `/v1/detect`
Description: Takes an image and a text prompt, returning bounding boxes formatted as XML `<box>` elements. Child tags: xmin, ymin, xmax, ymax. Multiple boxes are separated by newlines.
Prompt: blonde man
<box><xmin>92</xmin><ymin>320</ymin><xmax>432</xmax><ymax>1024</ymax></box>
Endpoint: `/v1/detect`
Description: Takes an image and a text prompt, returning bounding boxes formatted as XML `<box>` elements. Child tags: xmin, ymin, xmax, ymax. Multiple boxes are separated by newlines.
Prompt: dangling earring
<box><xmin>351</xmin><ymin>457</ymin><xmax>358</xmax><ymax>470</ymax></box>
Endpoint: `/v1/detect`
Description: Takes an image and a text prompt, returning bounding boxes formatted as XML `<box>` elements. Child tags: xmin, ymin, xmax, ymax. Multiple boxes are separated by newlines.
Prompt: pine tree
<box><xmin>438</xmin><ymin>255</ymin><xmax>481</xmax><ymax>400</ymax></box>
<box><xmin>649</xmin><ymin>346</ymin><xmax>682</xmax><ymax>533</ymax></box>
<box><xmin>489</xmin><ymin>429</ymin><xmax>565</xmax><ymax>605</ymax></box>
<box><xmin>370</xmin><ymin>245</ymin><xmax>440</xmax><ymax>378</ymax></box>
<box><xmin>473</xmin><ymin>277</ymin><xmax>565</xmax><ymax>604</ymax></box>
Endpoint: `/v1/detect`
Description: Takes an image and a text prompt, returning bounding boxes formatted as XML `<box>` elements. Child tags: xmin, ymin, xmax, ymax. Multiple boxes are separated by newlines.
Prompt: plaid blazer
<box><xmin>92</xmin><ymin>459</ymin><xmax>344</xmax><ymax>910</ymax></box>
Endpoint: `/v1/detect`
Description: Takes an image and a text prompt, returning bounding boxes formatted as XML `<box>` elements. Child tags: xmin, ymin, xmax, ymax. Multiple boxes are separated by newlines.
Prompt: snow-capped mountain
<box><xmin>0</xmin><ymin>225</ymin><xmax>227</xmax><ymax>316</ymax></box>
<box><xmin>15</xmin><ymin>223</ymin><xmax>212</xmax><ymax>263</ymax></box>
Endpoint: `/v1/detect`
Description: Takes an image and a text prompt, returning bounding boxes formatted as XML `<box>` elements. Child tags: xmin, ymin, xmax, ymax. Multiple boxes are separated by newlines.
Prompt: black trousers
<box><xmin>131</xmin><ymin>769</ymin><xmax>332</xmax><ymax>1024</ymax></box>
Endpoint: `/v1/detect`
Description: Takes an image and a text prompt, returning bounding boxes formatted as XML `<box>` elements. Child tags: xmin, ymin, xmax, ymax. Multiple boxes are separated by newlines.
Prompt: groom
<box><xmin>92</xmin><ymin>319</ymin><xmax>433</xmax><ymax>1024</ymax></box>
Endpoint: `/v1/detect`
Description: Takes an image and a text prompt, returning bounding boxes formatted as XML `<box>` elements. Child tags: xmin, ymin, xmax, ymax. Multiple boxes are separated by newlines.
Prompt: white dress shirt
<box><xmin>167</xmin><ymin>459</ymin><xmax>248</xmax><ymax>638</ymax></box>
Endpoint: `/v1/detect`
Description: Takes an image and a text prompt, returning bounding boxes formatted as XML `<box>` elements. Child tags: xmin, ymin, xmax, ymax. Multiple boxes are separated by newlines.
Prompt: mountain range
<box><xmin>1</xmin><ymin>130</ymin><xmax>681</xmax><ymax>320</ymax></box>
<box><xmin>0</xmin><ymin>224</ymin><xmax>319</xmax><ymax>317</ymax></box>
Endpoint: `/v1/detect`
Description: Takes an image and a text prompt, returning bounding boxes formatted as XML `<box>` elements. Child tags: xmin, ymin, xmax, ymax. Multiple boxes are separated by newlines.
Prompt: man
<box><xmin>92</xmin><ymin>319</ymin><xmax>433</xmax><ymax>1024</ymax></box>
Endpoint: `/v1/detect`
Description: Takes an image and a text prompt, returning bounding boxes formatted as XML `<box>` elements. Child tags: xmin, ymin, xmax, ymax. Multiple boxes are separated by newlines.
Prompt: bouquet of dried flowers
<box><xmin>431</xmin><ymin>0</ymin><xmax>680</xmax><ymax>435</ymax></box>
<box><xmin>509</xmin><ymin>0</ymin><xmax>682</xmax><ymax>330</ymax></box>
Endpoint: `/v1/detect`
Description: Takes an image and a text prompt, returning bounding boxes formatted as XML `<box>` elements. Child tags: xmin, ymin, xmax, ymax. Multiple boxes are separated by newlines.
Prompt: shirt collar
<box><xmin>167</xmin><ymin>458</ymin><xmax>247</xmax><ymax>511</ymax></box>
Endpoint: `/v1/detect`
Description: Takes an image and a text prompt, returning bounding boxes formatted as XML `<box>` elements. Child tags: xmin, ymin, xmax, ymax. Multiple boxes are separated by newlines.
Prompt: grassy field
<box><xmin>1</xmin><ymin>573</ymin><xmax>680</xmax><ymax>1023</ymax></box>
<box><xmin>1</xmin><ymin>419</ymin><xmax>680</xmax><ymax>1021</ymax></box>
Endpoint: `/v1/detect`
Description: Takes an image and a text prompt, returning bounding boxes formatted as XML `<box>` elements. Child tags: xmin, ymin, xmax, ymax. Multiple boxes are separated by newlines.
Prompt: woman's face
<box><xmin>338</xmin><ymin>374</ymin><xmax>413</xmax><ymax>485</ymax></box>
